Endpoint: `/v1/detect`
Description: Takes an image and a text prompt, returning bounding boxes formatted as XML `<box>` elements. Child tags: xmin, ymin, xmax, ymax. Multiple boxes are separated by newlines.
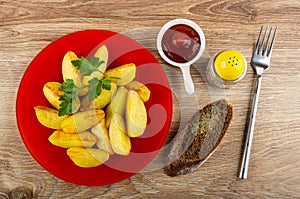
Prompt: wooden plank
<box><xmin>0</xmin><ymin>0</ymin><xmax>299</xmax><ymax>198</ymax></box>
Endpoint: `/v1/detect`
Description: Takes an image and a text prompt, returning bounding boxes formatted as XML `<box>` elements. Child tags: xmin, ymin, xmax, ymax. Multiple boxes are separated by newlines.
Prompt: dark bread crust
<box><xmin>164</xmin><ymin>99</ymin><xmax>233</xmax><ymax>176</ymax></box>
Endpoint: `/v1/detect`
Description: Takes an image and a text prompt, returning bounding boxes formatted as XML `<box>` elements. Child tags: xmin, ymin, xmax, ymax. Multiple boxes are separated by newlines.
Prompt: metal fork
<box><xmin>239</xmin><ymin>25</ymin><xmax>277</xmax><ymax>179</ymax></box>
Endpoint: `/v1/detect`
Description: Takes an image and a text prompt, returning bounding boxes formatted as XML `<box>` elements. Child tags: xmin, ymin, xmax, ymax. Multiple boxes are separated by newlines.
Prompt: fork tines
<box><xmin>254</xmin><ymin>25</ymin><xmax>277</xmax><ymax>57</ymax></box>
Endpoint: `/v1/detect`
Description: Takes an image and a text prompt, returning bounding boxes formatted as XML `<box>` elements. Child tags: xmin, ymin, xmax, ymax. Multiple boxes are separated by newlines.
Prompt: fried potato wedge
<box><xmin>105</xmin><ymin>103</ymin><xmax>113</xmax><ymax>128</ymax></box>
<box><xmin>81</xmin><ymin>82</ymin><xmax>117</xmax><ymax>110</ymax></box>
<box><xmin>48</xmin><ymin>130</ymin><xmax>96</xmax><ymax>148</ymax></box>
<box><xmin>61</xmin><ymin>110</ymin><xmax>105</xmax><ymax>133</ymax></box>
<box><xmin>91</xmin><ymin>120</ymin><xmax>113</xmax><ymax>154</ymax></box>
<box><xmin>125</xmin><ymin>81</ymin><xmax>151</xmax><ymax>102</ymax></box>
<box><xmin>43</xmin><ymin>82</ymin><xmax>80</xmax><ymax>112</ymax></box>
<box><xmin>82</xmin><ymin>45</ymin><xmax>109</xmax><ymax>85</ymax></box>
<box><xmin>67</xmin><ymin>147</ymin><xmax>109</xmax><ymax>168</ymax></box>
<box><xmin>109</xmin><ymin>113</ymin><xmax>131</xmax><ymax>155</ymax></box>
<box><xmin>111</xmin><ymin>86</ymin><xmax>128</xmax><ymax>116</ymax></box>
<box><xmin>105</xmin><ymin>63</ymin><xmax>136</xmax><ymax>85</ymax></box>
<box><xmin>34</xmin><ymin>106</ymin><xmax>68</xmax><ymax>129</ymax></box>
<box><xmin>62</xmin><ymin>51</ymin><xmax>83</xmax><ymax>88</ymax></box>
<box><xmin>126</xmin><ymin>90</ymin><xmax>147</xmax><ymax>137</ymax></box>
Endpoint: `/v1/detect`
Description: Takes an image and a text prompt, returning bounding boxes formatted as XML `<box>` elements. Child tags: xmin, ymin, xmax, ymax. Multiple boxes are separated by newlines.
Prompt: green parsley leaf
<box><xmin>87</xmin><ymin>77</ymin><xmax>111</xmax><ymax>101</ymax></box>
<box><xmin>90</xmin><ymin>56</ymin><xmax>105</xmax><ymax>68</ymax></box>
<box><xmin>101</xmin><ymin>78</ymin><xmax>111</xmax><ymax>90</ymax></box>
<box><xmin>88</xmin><ymin>77</ymin><xmax>100</xmax><ymax>101</ymax></box>
<box><xmin>58</xmin><ymin>79</ymin><xmax>80</xmax><ymax>116</ymax></box>
<box><xmin>71</xmin><ymin>57</ymin><xmax>98</xmax><ymax>76</ymax></box>
<box><xmin>58</xmin><ymin>101</ymin><xmax>72</xmax><ymax>117</ymax></box>
<box><xmin>70</xmin><ymin>59</ymin><xmax>81</xmax><ymax>68</ymax></box>
<box><xmin>58</xmin><ymin>79</ymin><xmax>75</xmax><ymax>93</ymax></box>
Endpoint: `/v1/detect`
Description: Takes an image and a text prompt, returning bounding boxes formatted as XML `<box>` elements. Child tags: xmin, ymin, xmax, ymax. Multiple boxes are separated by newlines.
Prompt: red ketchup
<box><xmin>161</xmin><ymin>24</ymin><xmax>201</xmax><ymax>63</ymax></box>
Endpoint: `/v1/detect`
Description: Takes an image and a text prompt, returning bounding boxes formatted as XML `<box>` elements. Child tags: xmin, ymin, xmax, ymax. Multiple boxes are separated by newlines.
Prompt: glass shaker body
<box><xmin>206</xmin><ymin>49</ymin><xmax>247</xmax><ymax>88</ymax></box>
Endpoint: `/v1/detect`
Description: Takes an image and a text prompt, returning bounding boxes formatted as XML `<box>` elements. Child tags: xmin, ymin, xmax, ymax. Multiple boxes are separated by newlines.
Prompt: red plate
<box><xmin>16</xmin><ymin>30</ymin><xmax>172</xmax><ymax>186</ymax></box>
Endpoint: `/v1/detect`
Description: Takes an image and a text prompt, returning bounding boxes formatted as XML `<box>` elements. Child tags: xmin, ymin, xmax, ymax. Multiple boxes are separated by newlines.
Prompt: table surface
<box><xmin>1</xmin><ymin>0</ymin><xmax>300</xmax><ymax>198</ymax></box>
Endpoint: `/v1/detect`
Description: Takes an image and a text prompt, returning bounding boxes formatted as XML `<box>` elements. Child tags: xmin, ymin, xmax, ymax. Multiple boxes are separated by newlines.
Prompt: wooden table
<box><xmin>1</xmin><ymin>0</ymin><xmax>299</xmax><ymax>198</ymax></box>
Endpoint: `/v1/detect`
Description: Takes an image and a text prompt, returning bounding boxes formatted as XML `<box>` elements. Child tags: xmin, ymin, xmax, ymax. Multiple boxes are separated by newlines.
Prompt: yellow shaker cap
<box><xmin>214</xmin><ymin>50</ymin><xmax>246</xmax><ymax>81</ymax></box>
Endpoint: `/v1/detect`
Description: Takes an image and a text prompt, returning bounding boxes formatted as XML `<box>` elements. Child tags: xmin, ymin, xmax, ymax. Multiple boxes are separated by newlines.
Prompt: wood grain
<box><xmin>1</xmin><ymin>0</ymin><xmax>300</xmax><ymax>198</ymax></box>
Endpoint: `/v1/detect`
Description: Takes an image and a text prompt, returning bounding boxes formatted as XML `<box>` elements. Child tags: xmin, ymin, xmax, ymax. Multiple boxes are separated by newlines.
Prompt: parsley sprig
<box><xmin>58</xmin><ymin>56</ymin><xmax>119</xmax><ymax>116</ymax></box>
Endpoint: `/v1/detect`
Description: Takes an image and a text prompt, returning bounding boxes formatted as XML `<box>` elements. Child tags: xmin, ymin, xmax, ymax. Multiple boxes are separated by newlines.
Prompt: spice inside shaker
<box><xmin>206</xmin><ymin>49</ymin><xmax>247</xmax><ymax>88</ymax></box>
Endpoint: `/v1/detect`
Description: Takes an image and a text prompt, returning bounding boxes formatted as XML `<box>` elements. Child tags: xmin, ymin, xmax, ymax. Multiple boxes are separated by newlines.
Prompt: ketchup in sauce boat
<box><xmin>161</xmin><ymin>24</ymin><xmax>201</xmax><ymax>63</ymax></box>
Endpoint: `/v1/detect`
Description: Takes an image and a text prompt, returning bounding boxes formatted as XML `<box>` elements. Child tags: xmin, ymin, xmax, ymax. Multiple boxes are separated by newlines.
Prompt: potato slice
<box><xmin>61</xmin><ymin>110</ymin><xmax>105</xmax><ymax>133</ymax></box>
<box><xmin>62</xmin><ymin>51</ymin><xmax>83</xmax><ymax>88</ymax></box>
<box><xmin>105</xmin><ymin>103</ymin><xmax>113</xmax><ymax>128</ymax></box>
<box><xmin>81</xmin><ymin>82</ymin><xmax>117</xmax><ymax>111</ymax></box>
<box><xmin>91</xmin><ymin>120</ymin><xmax>113</xmax><ymax>155</ymax></box>
<box><xmin>105</xmin><ymin>63</ymin><xmax>136</xmax><ymax>85</ymax></box>
<box><xmin>126</xmin><ymin>90</ymin><xmax>147</xmax><ymax>137</ymax></box>
<box><xmin>106</xmin><ymin>86</ymin><xmax>128</xmax><ymax>128</ymax></box>
<box><xmin>125</xmin><ymin>81</ymin><xmax>151</xmax><ymax>102</ymax></box>
<box><xmin>34</xmin><ymin>106</ymin><xmax>68</xmax><ymax>129</ymax></box>
<box><xmin>48</xmin><ymin>130</ymin><xmax>96</xmax><ymax>148</ymax></box>
<box><xmin>109</xmin><ymin>113</ymin><xmax>131</xmax><ymax>155</ymax></box>
<box><xmin>67</xmin><ymin>147</ymin><xmax>109</xmax><ymax>168</ymax></box>
<box><xmin>43</xmin><ymin>82</ymin><xmax>63</xmax><ymax>110</ymax></box>
<box><xmin>82</xmin><ymin>45</ymin><xmax>109</xmax><ymax>85</ymax></box>
<box><xmin>43</xmin><ymin>82</ymin><xmax>80</xmax><ymax>112</ymax></box>
<box><xmin>111</xmin><ymin>86</ymin><xmax>128</xmax><ymax>116</ymax></box>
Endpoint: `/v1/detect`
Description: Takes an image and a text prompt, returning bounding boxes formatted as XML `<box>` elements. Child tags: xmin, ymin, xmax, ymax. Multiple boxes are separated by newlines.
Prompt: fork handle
<box><xmin>239</xmin><ymin>74</ymin><xmax>262</xmax><ymax>179</ymax></box>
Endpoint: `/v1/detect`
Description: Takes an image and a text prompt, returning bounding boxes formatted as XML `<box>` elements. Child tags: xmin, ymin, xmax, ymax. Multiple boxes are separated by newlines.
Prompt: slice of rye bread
<box><xmin>164</xmin><ymin>99</ymin><xmax>233</xmax><ymax>176</ymax></box>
